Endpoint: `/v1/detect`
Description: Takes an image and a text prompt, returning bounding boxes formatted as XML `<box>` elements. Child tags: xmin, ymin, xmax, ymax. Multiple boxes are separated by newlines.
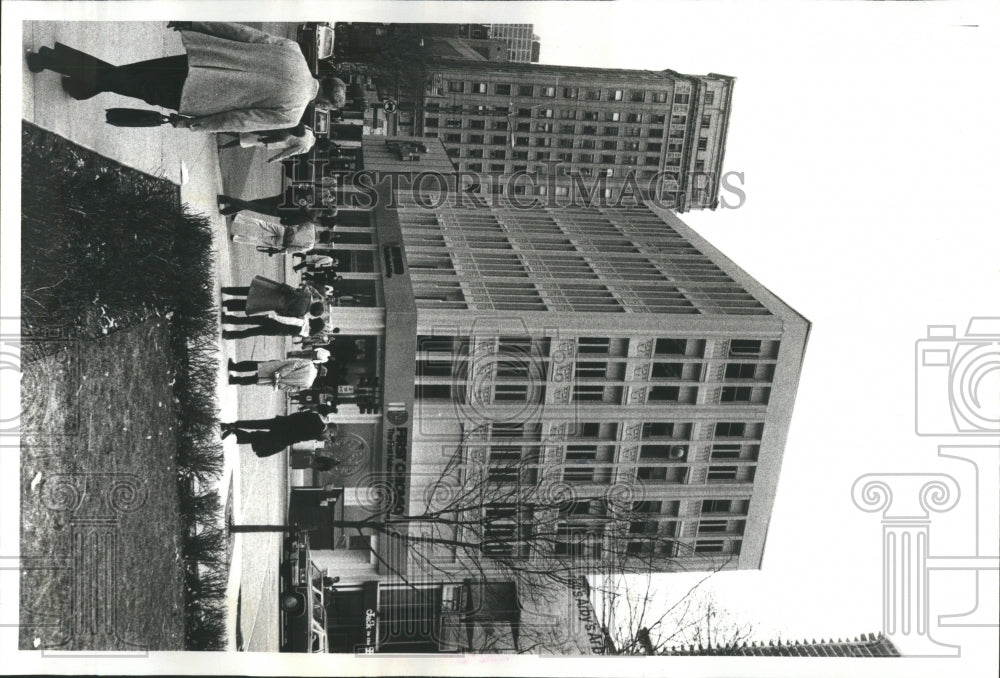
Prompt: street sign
<box><xmin>382</xmin><ymin>99</ymin><xmax>398</xmax><ymax>114</ymax></box>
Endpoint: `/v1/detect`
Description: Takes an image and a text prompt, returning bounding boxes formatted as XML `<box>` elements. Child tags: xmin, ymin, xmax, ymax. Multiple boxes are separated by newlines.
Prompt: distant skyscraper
<box><xmin>393</xmin><ymin>59</ymin><xmax>734</xmax><ymax>210</ymax></box>
<box><xmin>488</xmin><ymin>23</ymin><xmax>541</xmax><ymax>63</ymax></box>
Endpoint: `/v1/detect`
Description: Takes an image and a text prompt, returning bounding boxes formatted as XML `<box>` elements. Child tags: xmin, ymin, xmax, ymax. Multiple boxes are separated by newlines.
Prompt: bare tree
<box><xmin>596</xmin><ymin>573</ymin><xmax>755</xmax><ymax>655</ymax></box>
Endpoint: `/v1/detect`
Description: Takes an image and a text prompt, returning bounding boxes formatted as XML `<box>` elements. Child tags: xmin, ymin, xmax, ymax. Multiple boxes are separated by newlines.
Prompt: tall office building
<box><xmin>488</xmin><ymin>23</ymin><xmax>541</xmax><ymax>62</ymax></box>
<box><xmin>296</xmin><ymin>136</ymin><xmax>807</xmax><ymax>653</ymax></box>
<box><xmin>393</xmin><ymin>60</ymin><xmax>734</xmax><ymax>211</ymax></box>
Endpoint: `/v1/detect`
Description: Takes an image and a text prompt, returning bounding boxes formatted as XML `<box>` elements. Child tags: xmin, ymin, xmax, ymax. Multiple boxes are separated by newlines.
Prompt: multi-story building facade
<box><xmin>294</xmin><ymin>137</ymin><xmax>806</xmax><ymax>653</ymax></box>
<box><xmin>488</xmin><ymin>23</ymin><xmax>541</xmax><ymax>63</ymax></box>
<box><xmin>396</xmin><ymin>60</ymin><xmax>734</xmax><ymax>210</ymax></box>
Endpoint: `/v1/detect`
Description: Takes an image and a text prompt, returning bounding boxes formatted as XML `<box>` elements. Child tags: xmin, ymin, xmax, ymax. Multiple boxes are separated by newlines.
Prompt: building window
<box><xmin>563</xmin><ymin>86</ymin><xmax>579</xmax><ymax>98</ymax></box>
<box><xmin>607</xmin><ymin>112</ymin><xmax>621</xmax><ymax>122</ymax></box>
<box><xmin>577</xmin><ymin>337</ymin><xmax>610</xmax><ymax>354</ymax></box>
<box><xmin>559</xmin><ymin>124</ymin><xmax>576</xmax><ymax>134</ymax></box>
<box><xmin>698</xmin><ymin>520</ymin><xmax>728</xmax><ymax>535</ymax></box>
<box><xmin>445</xmin><ymin>118</ymin><xmax>462</xmax><ymax>129</ymax></box>
<box><xmin>651</xmin><ymin>363</ymin><xmax>683</xmax><ymax>379</ymax></box>
<box><xmin>575</xmin><ymin>361</ymin><xmax>608</xmax><ymax>378</ymax></box>
<box><xmin>467</xmin><ymin>163</ymin><xmax>483</xmax><ymax>172</ymax></box>
<box><xmin>514</xmin><ymin>136</ymin><xmax>530</xmax><ymax>147</ymax></box>
<box><xmin>652</xmin><ymin>114</ymin><xmax>667</xmax><ymax>124</ymax></box>
<box><xmin>494</xmin><ymin>83</ymin><xmax>512</xmax><ymax>96</ymax></box>
<box><xmin>649</xmin><ymin>128</ymin><xmax>664</xmax><ymax>138</ymax></box>
<box><xmin>445</xmin><ymin>133</ymin><xmax>461</xmax><ymax>143</ymax></box>
<box><xmin>490</xmin><ymin>149</ymin><xmax>507</xmax><ymax>160</ymax></box>
<box><xmin>577</xmin><ymin>153</ymin><xmax>595</xmax><ymax>163</ymax></box>
<box><xmin>707</xmin><ymin>466</ymin><xmax>739</xmax><ymax>482</ymax></box>
<box><xmin>416</xmin><ymin>384</ymin><xmax>452</xmax><ymax>399</ymax></box>
<box><xmin>701</xmin><ymin>114</ymin><xmax>711</xmax><ymax>128</ymax></box>
<box><xmin>468</xmin><ymin>134</ymin><xmax>485</xmax><ymax>144</ymax></box>
<box><xmin>651</xmin><ymin>91</ymin><xmax>668</xmax><ymax>103</ymax></box>
<box><xmin>512</xmin><ymin>150</ymin><xmax>529</xmax><ymax>160</ymax></box>
<box><xmin>472</xmin><ymin>82</ymin><xmax>488</xmax><ymax>94</ymax></box>
<box><xmin>705</xmin><ymin>91</ymin><xmax>716</xmax><ymax>105</ymax></box>
<box><xmin>494</xmin><ymin>120</ymin><xmax>509</xmax><ymax>131</ymax></box>
<box><xmin>557</xmin><ymin>138</ymin><xmax>574</xmax><ymax>149</ymax></box>
<box><xmin>601</xmin><ymin>141</ymin><xmax>617</xmax><ymax>151</ymax></box>
<box><xmin>425</xmin><ymin>117</ymin><xmax>439</xmax><ymax>127</ymax></box>
<box><xmin>518</xmin><ymin>84</ymin><xmax>534</xmax><ymax>96</ymax></box>
<box><xmin>541</xmin><ymin>86</ymin><xmax>556</xmax><ymax>97</ymax></box>
<box><xmin>720</xmin><ymin>387</ymin><xmax>752</xmax><ymax>403</ymax></box>
<box><xmin>695</xmin><ymin>160</ymin><xmax>706</xmax><ymax>170</ymax></box>
<box><xmin>623</xmin><ymin>141</ymin><xmax>641</xmax><ymax>151</ymax></box>
<box><xmin>624</xmin><ymin>126</ymin><xmax>642</xmax><ymax>137</ymax></box>
<box><xmin>580</xmin><ymin>139</ymin><xmax>597</xmax><ymax>150</ymax></box>
<box><xmin>636</xmin><ymin>466</ymin><xmax>688</xmax><ymax>482</ymax></box>
<box><xmin>582</xmin><ymin>125</ymin><xmax>597</xmax><ymax>135</ymax></box>
<box><xmin>714</xmin><ymin>422</ymin><xmax>746</xmax><ymax>438</ymax></box>
<box><xmin>648</xmin><ymin>386</ymin><xmax>680</xmax><ymax>402</ymax></box>
<box><xmin>646</xmin><ymin>142</ymin><xmax>662</xmax><ymax>153</ymax></box>
<box><xmin>674</xmin><ymin>93</ymin><xmax>690</xmax><ymax>104</ymax></box>
<box><xmin>671</xmin><ymin>114</ymin><xmax>687</xmax><ymax>126</ymax></box>
<box><xmin>642</xmin><ymin>422</ymin><xmax>675</xmax><ymax>439</ymax></box>
<box><xmin>611</xmin><ymin>89</ymin><xmax>623</xmax><ymax>101</ymax></box>
<box><xmin>446</xmin><ymin>147</ymin><xmax>461</xmax><ymax>158</ymax></box>
<box><xmin>424</xmin><ymin>132</ymin><xmax>438</xmax><ymax>138</ymax></box>
<box><xmin>711</xmin><ymin>443</ymin><xmax>743</xmax><ymax>460</ymax></box>
<box><xmin>644</xmin><ymin>156</ymin><xmax>659</xmax><ymax>166</ymax></box>
<box><xmin>491</xmin><ymin>134</ymin><xmax>508</xmax><ymax>145</ymax></box>
<box><xmin>729</xmin><ymin>340</ymin><xmax>762</xmax><ymax>357</ymax></box>
<box><xmin>534</xmin><ymin>137</ymin><xmax>552</xmax><ymax>148</ymax></box>
<box><xmin>626</xmin><ymin>112</ymin><xmax>644</xmax><ymax>123</ymax></box>
<box><xmin>467</xmin><ymin>149</ymin><xmax>484</xmax><ymax>158</ymax></box>
<box><xmin>725</xmin><ymin>363</ymin><xmax>756</xmax><ymax>380</ymax></box>
<box><xmin>622</xmin><ymin>155</ymin><xmax>639</xmax><ymax>166</ymax></box>
<box><xmin>585</xmin><ymin>88</ymin><xmax>602</xmax><ymax>100</ymax></box>
<box><xmin>490</xmin><ymin>163</ymin><xmax>505</xmax><ymax>172</ymax></box>
<box><xmin>654</xmin><ymin>338</ymin><xmax>687</xmax><ymax>355</ymax></box>
<box><xmin>559</xmin><ymin>109</ymin><xmax>578</xmax><ymax>120</ymax></box>
<box><xmin>582</xmin><ymin>111</ymin><xmax>600</xmax><ymax>121</ymax></box>
<box><xmin>694</xmin><ymin>539</ymin><xmax>724</xmax><ymax>553</ymax></box>
<box><xmin>538</xmin><ymin>109</ymin><xmax>554</xmax><ymax>119</ymax></box>
<box><xmin>558</xmin><ymin>152</ymin><xmax>573</xmax><ymax>162</ymax></box>
<box><xmin>516</xmin><ymin>122</ymin><xmax>531</xmax><ymax>132</ymax></box>
<box><xmin>698</xmin><ymin>138</ymin><xmax>708</xmax><ymax>151</ymax></box>
<box><xmin>448</xmin><ymin>81</ymin><xmax>465</xmax><ymax>93</ymax></box>
<box><xmin>630</xmin><ymin>90</ymin><xmax>645</xmax><ymax>102</ymax></box>
<box><xmin>535</xmin><ymin>151</ymin><xmax>551</xmax><ymax>161</ymax></box>
<box><xmin>494</xmin><ymin>384</ymin><xmax>527</xmax><ymax>401</ymax></box>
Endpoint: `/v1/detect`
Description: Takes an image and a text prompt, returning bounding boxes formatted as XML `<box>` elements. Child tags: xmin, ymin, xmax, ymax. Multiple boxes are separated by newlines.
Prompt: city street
<box><xmin>22</xmin><ymin>21</ymin><xmax>299</xmax><ymax>651</ymax></box>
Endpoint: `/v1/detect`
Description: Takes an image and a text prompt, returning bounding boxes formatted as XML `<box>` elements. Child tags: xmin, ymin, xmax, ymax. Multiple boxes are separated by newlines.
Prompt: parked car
<box><xmin>280</xmin><ymin>532</ymin><xmax>329</xmax><ymax>653</ymax></box>
<box><xmin>297</xmin><ymin>22</ymin><xmax>335</xmax><ymax>76</ymax></box>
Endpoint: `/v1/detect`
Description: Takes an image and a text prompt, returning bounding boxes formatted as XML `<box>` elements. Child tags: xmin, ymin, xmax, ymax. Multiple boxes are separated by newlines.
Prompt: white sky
<box><xmin>2</xmin><ymin>1</ymin><xmax>998</xmax><ymax>676</ymax></box>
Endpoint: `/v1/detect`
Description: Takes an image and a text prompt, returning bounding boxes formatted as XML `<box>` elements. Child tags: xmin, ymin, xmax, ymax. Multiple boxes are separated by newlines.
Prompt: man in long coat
<box><xmin>26</xmin><ymin>22</ymin><xmax>322</xmax><ymax>133</ymax></box>
<box><xmin>221</xmin><ymin>413</ymin><xmax>333</xmax><ymax>458</ymax></box>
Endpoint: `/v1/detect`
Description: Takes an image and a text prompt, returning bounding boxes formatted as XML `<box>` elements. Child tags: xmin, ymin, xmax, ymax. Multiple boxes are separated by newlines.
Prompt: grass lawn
<box><xmin>19</xmin><ymin>123</ymin><xmax>226</xmax><ymax>650</ymax></box>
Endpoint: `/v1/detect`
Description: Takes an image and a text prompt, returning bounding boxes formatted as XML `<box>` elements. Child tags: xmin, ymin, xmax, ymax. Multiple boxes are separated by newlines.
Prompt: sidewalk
<box><xmin>22</xmin><ymin>21</ymin><xmax>291</xmax><ymax>652</ymax></box>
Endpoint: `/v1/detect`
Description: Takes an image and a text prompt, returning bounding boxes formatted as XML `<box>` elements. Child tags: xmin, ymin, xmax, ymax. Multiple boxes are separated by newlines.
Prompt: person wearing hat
<box><xmin>227</xmin><ymin>358</ymin><xmax>326</xmax><ymax>391</ymax></box>
<box><xmin>26</xmin><ymin>22</ymin><xmax>331</xmax><ymax>134</ymax></box>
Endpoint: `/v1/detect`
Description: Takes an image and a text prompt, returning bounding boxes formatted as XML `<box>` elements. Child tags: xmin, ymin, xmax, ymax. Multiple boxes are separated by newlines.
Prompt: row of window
<box><xmin>427</xmin><ymin>114</ymin><xmax>709</xmax><ymax>131</ymax></box>
<box><xmin>442</xmin><ymin>80</ymin><xmax>716</xmax><ymax>107</ymax></box>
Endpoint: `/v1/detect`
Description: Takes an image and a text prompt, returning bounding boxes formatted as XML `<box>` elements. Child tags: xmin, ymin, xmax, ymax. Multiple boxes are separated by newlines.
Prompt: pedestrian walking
<box><xmin>229</xmin><ymin>213</ymin><xmax>317</xmax><ymax>253</ymax></box>
<box><xmin>217</xmin><ymin>124</ymin><xmax>317</xmax><ymax>162</ymax></box>
<box><xmin>221</xmin><ymin>315</ymin><xmax>326</xmax><ymax>340</ymax></box>
<box><xmin>222</xmin><ymin>277</ymin><xmax>325</xmax><ymax>319</ymax></box>
<box><xmin>26</xmin><ymin>22</ymin><xmax>333</xmax><ymax>133</ymax></box>
<box><xmin>292</xmin><ymin>252</ymin><xmax>339</xmax><ymax>273</ymax></box>
<box><xmin>286</xmin><ymin>347</ymin><xmax>331</xmax><ymax>363</ymax></box>
<box><xmin>221</xmin><ymin>413</ymin><xmax>334</xmax><ymax>458</ymax></box>
<box><xmin>227</xmin><ymin>358</ymin><xmax>325</xmax><ymax>391</ymax></box>
<box><xmin>218</xmin><ymin>193</ymin><xmax>338</xmax><ymax>222</ymax></box>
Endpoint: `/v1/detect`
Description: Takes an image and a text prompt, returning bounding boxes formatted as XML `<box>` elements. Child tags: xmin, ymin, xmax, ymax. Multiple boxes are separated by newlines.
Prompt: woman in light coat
<box><xmin>26</xmin><ymin>22</ymin><xmax>324</xmax><ymax>134</ymax></box>
<box><xmin>227</xmin><ymin>359</ymin><xmax>324</xmax><ymax>391</ymax></box>
<box><xmin>229</xmin><ymin>213</ymin><xmax>317</xmax><ymax>253</ymax></box>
